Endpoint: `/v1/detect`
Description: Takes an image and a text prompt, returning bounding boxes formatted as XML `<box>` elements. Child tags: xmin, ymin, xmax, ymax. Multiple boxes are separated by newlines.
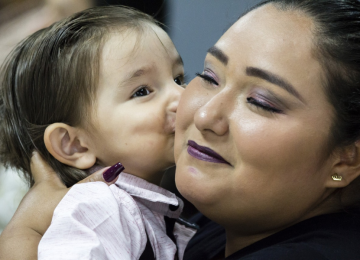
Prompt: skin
<box><xmin>45</xmin><ymin>0</ymin><xmax>93</xmax><ymax>17</ymax></box>
<box><xmin>174</xmin><ymin>4</ymin><xmax>360</xmax><ymax>256</ymax></box>
<box><xmin>0</xmin><ymin>24</ymin><xmax>185</xmax><ymax>258</ymax></box>
<box><xmin>0</xmin><ymin>154</ymin><xmax>114</xmax><ymax>260</ymax></box>
<box><xmin>2</xmin><ymin>3</ymin><xmax>360</xmax><ymax>260</ymax></box>
<box><xmin>82</xmin><ymin>25</ymin><xmax>185</xmax><ymax>185</ymax></box>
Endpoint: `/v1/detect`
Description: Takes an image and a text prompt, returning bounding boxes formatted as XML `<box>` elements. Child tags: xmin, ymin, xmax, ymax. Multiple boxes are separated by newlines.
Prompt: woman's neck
<box><xmin>224</xmin><ymin>195</ymin><xmax>342</xmax><ymax>257</ymax></box>
<box><xmin>225</xmin><ymin>230</ymin><xmax>275</xmax><ymax>257</ymax></box>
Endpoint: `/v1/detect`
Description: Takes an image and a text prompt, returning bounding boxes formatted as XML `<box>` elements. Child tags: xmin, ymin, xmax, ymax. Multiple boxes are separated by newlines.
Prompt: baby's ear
<box><xmin>326</xmin><ymin>141</ymin><xmax>360</xmax><ymax>188</ymax></box>
<box><xmin>44</xmin><ymin>123</ymin><xmax>96</xmax><ymax>169</ymax></box>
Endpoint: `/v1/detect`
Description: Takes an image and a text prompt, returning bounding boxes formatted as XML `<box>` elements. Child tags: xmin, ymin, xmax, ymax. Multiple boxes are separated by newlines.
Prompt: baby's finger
<box><xmin>30</xmin><ymin>151</ymin><xmax>64</xmax><ymax>187</ymax></box>
<box><xmin>77</xmin><ymin>163</ymin><xmax>124</xmax><ymax>185</ymax></box>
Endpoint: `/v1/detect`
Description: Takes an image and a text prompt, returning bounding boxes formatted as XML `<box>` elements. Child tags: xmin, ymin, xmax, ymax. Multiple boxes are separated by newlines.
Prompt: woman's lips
<box><xmin>187</xmin><ymin>140</ymin><xmax>230</xmax><ymax>165</ymax></box>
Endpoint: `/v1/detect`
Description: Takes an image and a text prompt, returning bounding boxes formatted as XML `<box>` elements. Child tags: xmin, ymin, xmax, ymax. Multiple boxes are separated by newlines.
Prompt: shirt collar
<box><xmin>115</xmin><ymin>172</ymin><xmax>183</xmax><ymax>218</ymax></box>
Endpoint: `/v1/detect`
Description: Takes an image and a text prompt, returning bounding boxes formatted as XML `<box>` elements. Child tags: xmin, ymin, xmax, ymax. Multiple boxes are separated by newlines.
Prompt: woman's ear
<box><xmin>326</xmin><ymin>141</ymin><xmax>360</xmax><ymax>188</ymax></box>
<box><xmin>44</xmin><ymin>123</ymin><xmax>96</xmax><ymax>169</ymax></box>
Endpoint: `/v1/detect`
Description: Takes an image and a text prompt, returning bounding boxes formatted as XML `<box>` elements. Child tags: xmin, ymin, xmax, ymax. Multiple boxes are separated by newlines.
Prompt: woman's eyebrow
<box><xmin>207</xmin><ymin>46</ymin><xmax>228</xmax><ymax>65</ymax></box>
<box><xmin>246</xmin><ymin>67</ymin><xmax>305</xmax><ymax>103</ymax></box>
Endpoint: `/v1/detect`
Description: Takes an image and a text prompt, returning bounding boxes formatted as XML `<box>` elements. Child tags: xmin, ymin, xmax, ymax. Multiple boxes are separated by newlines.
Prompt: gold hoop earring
<box><xmin>332</xmin><ymin>174</ymin><xmax>342</xmax><ymax>181</ymax></box>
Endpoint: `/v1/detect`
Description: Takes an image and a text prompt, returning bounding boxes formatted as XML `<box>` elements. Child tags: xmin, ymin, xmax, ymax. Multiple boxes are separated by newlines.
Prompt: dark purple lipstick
<box><xmin>187</xmin><ymin>140</ymin><xmax>230</xmax><ymax>165</ymax></box>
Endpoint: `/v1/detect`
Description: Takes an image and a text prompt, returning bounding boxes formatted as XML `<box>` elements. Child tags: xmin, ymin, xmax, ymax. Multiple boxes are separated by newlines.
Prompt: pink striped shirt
<box><xmin>38</xmin><ymin>172</ymin><xmax>197</xmax><ymax>260</ymax></box>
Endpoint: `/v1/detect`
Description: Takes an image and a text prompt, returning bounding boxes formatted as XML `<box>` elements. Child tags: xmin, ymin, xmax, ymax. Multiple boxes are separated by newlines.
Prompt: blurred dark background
<box><xmin>0</xmin><ymin>0</ymin><xmax>262</xmax><ymax>231</ymax></box>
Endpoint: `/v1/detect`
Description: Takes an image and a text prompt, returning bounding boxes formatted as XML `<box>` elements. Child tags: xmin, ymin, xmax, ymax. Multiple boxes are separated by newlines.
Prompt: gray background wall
<box><xmin>167</xmin><ymin>0</ymin><xmax>262</xmax><ymax>82</ymax></box>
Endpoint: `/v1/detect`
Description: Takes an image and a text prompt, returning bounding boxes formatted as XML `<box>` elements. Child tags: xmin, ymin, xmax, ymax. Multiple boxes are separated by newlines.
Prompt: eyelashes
<box><xmin>131</xmin><ymin>73</ymin><xmax>186</xmax><ymax>99</ymax></box>
<box><xmin>247</xmin><ymin>97</ymin><xmax>283</xmax><ymax>114</ymax></box>
<box><xmin>196</xmin><ymin>72</ymin><xmax>283</xmax><ymax>114</ymax></box>
<box><xmin>196</xmin><ymin>72</ymin><xmax>219</xmax><ymax>86</ymax></box>
<box><xmin>131</xmin><ymin>86</ymin><xmax>152</xmax><ymax>98</ymax></box>
<box><xmin>174</xmin><ymin>74</ymin><xmax>187</xmax><ymax>88</ymax></box>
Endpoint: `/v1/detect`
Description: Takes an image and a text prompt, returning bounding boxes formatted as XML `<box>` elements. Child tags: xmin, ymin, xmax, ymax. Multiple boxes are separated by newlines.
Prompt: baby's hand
<box><xmin>0</xmin><ymin>152</ymin><xmax>123</xmax><ymax>260</ymax></box>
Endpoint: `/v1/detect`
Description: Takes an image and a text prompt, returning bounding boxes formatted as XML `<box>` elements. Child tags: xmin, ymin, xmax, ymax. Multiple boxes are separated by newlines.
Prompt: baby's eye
<box><xmin>131</xmin><ymin>87</ymin><xmax>151</xmax><ymax>98</ymax></box>
<box><xmin>174</xmin><ymin>75</ymin><xmax>184</xmax><ymax>86</ymax></box>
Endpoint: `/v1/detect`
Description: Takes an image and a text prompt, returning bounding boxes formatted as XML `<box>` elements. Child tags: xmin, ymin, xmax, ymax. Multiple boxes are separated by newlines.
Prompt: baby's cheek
<box><xmin>133</xmin><ymin>112</ymin><xmax>162</xmax><ymax>132</ymax></box>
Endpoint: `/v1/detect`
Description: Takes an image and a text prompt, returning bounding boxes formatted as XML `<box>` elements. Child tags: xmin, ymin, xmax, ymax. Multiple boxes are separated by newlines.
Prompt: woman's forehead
<box><xmin>211</xmin><ymin>4</ymin><xmax>326</xmax><ymax>107</ymax></box>
<box><xmin>218</xmin><ymin>4</ymin><xmax>314</xmax><ymax>51</ymax></box>
<box><xmin>215</xmin><ymin>5</ymin><xmax>317</xmax><ymax>76</ymax></box>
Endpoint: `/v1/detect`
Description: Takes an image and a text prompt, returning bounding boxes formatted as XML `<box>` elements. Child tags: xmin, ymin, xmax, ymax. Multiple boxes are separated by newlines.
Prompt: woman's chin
<box><xmin>175</xmin><ymin>163</ymin><xmax>220</xmax><ymax>209</ymax></box>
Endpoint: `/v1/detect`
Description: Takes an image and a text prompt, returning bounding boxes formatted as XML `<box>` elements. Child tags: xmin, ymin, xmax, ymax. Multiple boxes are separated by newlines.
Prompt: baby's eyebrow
<box><xmin>174</xmin><ymin>55</ymin><xmax>184</xmax><ymax>66</ymax></box>
<box><xmin>125</xmin><ymin>66</ymin><xmax>154</xmax><ymax>82</ymax></box>
<box><xmin>131</xmin><ymin>69</ymin><xmax>147</xmax><ymax>78</ymax></box>
<box><xmin>122</xmin><ymin>55</ymin><xmax>184</xmax><ymax>85</ymax></box>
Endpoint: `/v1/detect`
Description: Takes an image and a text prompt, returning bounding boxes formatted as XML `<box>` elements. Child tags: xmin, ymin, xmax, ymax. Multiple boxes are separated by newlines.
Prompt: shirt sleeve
<box><xmin>38</xmin><ymin>182</ymin><xmax>147</xmax><ymax>260</ymax></box>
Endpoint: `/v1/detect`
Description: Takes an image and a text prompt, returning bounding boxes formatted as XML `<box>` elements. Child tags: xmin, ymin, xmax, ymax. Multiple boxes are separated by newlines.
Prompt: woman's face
<box><xmin>175</xmin><ymin>4</ymin><xmax>336</xmax><ymax>234</ymax></box>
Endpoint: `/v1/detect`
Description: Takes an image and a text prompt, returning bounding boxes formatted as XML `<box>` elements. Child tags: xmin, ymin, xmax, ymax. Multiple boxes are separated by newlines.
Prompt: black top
<box><xmin>184</xmin><ymin>209</ymin><xmax>360</xmax><ymax>260</ymax></box>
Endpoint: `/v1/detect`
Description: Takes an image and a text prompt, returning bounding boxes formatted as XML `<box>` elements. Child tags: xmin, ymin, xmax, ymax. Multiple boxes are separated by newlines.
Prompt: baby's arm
<box><xmin>38</xmin><ymin>182</ymin><xmax>147</xmax><ymax>260</ymax></box>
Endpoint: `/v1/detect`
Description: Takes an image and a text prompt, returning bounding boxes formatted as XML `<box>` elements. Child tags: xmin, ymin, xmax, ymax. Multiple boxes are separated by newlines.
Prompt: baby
<box><xmin>0</xmin><ymin>6</ymin><xmax>196</xmax><ymax>260</ymax></box>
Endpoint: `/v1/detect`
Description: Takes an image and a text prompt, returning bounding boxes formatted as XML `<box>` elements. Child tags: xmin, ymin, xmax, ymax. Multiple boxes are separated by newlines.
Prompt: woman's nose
<box><xmin>194</xmin><ymin>92</ymin><xmax>229</xmax><ymax>136</ymax></box>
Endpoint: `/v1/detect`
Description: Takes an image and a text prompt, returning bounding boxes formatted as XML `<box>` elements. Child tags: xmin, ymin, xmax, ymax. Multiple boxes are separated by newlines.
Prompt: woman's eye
<box><xmin>132</xmin><ymin>87</ymin><xmax>151</xmax><ymax>98</ymax></box>
<box><xmin>247</xmin><ymin>97</ymin><xmax>282</xmax><ymax>114</ymax></box>
<box><xmin>196</xmin><ymin>72</ymin><xmax>219</xmax><ymax>86</ymax></box>
<box><xmin>174</xmin><ymin>75</ymin><xmax>184</xmax><ymax>86</ymax></box>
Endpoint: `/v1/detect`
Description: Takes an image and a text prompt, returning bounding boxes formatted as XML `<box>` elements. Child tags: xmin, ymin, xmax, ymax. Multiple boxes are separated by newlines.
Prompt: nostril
<box><xmin>194</xmin><ymin>104</ymin><xmax>229</xmax><ymax>136</ymax></box>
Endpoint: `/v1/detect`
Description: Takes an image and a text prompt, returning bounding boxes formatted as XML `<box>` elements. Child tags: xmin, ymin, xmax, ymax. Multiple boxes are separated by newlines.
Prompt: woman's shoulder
<box><xmin>184</xmin><ymin>213</ymin><xmax>226</xmax><ymax>260</ymax></box>
<box><xmin>185</xmin><ymin>211</ymin><xmax>360</xmax><ymax>260</ymax></box>
<box><xmin>227</xmin><ymin>209</ymin><xmax>360</xmax><ymax>260</ymax></box>
<box><xmin>227</xmin><ymin>243</ymin><xmax>329</xmax><ymax>260</ymax></box>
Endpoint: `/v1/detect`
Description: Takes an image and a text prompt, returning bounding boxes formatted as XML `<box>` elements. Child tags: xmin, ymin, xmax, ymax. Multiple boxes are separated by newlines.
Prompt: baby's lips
<box><xmin>164</xmin><ymin>116</ymin><xmax>175</xmax><ymax>134</ymax></box>
<box><xmin>164</xmin><ymin>114</ymin><xmax>176</xmax><ymax>134</ymax></box>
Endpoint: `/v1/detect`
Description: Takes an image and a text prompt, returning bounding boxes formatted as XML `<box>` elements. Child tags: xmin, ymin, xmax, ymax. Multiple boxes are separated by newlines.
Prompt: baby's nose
<box><xmin>168</xmin><ymin>85</ymin><xmax>184</xmax><ymax>113</ymax></box>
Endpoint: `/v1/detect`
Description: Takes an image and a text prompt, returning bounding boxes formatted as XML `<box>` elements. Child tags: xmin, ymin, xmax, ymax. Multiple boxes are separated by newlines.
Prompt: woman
<box><xmin>1</xmin><ymin>0</ymin><xmax>360</xmax><ymax>259</ymax></box>
<box><xmin>178</xmin><ymin>0</ymin><xmax>360</xmax><ymax>258</ymax></box>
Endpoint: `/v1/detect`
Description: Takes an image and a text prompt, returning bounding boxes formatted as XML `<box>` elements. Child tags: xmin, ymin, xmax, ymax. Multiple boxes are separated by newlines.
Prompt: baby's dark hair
<box><xmin>0</xmin><ymin>6</ymin><xmax>158</xmax><ymax>187</ymax></box>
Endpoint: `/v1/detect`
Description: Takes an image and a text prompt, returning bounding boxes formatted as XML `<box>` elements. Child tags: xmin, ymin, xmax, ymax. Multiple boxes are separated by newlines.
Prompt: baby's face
<box><xmin>86</xmin><ymin>25</ymin><xmax>185</xmax><ymax>183</ymax></box>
